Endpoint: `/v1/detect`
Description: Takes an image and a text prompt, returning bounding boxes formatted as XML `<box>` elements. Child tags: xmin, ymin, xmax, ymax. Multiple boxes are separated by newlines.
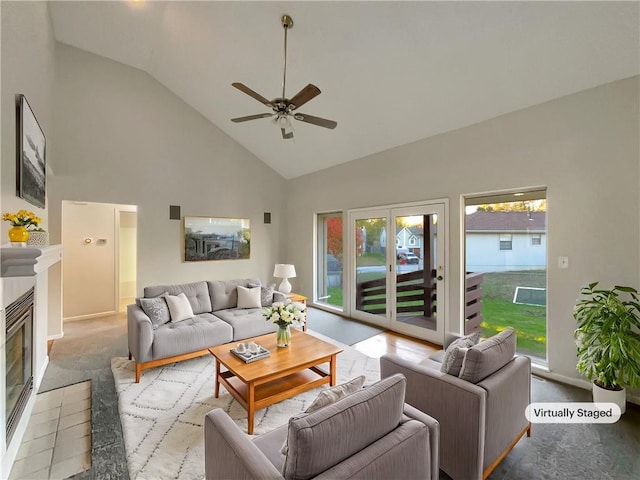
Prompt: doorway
<box><xmin>62</xmin><ymin>201</ymin><xmax>137</xmax><ymax>321</ymax></box>
<box><xmin>348</xmin><ymin>201</ymin><xmax>447</xmax><ymax>344</ymax></box>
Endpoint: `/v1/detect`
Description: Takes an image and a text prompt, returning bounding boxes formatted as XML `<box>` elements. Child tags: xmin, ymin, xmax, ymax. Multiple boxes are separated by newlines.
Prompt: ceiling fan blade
<box><xmin>281</xmin><ymin>128</ymin><xmax>294</xmax><ymax>140</ymax></box>
<box><xmin>289</xmin><ymin>84</ymin><xmax>321</xmax><ymax>110</ymax></box>
<box><xmin>293</xmin><ymin>113</ymin><xmax>337</xmax><ymax>129</ymax></box>
<box><xmin>231</xmin><ymin>113</ymin><xmax>274</xmax><ymax>123</ymax></box>
<box><xmin>232</xmin><ymin>83</ymin><xmax>273</xmax><ymax>106</ymax></box>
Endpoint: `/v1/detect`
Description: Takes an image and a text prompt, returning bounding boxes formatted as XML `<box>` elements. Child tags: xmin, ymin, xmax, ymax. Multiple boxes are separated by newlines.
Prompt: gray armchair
<box><xmin>205</xmin><ymin>373</ymin><xmax>440</xmax><ymax>480</ymax></box>
<box><xmin>380</xmin><ymin>328</ymin><xmax>531</xmax><ymax>480</ymax></box>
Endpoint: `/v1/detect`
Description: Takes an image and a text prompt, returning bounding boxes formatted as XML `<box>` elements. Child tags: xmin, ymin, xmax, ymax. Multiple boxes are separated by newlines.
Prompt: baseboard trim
<box><xmin>531</xmin><ymin>365</ymin><xmax>639</xmax><ymax>406</ymax></box>
<box><xmin>64</xmin><ymin>310</ymin><xmax>117</xmax><ymax>322</ymax></box>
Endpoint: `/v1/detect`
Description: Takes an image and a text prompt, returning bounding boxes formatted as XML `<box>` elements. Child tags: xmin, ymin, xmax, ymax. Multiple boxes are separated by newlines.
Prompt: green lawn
<box><xmin>480</xmin><ymin>297</ymin><xmax>546</xmax><ymax>358</ymax></box>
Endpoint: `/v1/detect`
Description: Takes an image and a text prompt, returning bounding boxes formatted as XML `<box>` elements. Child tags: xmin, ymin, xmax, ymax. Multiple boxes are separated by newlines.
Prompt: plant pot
<box><xmin>8</xmin><ymin>226</ymin><xmax>29</xmax><ymax>246</ymax></box>
<box><xmin>592</xmin><ymin>382</ymin><xmax>626</xmax><ymax>414</ymax></box>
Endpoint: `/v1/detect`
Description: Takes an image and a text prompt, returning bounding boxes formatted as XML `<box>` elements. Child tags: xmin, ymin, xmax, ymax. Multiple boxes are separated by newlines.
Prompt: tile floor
<box><xmin>9</xmin><ymin>381</ymin><xmax>92</xmax><ymax>480</ymax></box>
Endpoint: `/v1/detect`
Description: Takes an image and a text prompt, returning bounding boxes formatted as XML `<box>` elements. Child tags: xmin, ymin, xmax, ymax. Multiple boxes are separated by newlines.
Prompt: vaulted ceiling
<box><xmin>48</xmin><ymin>1</ymin><xmax>639</xmax><ymax>179</ymax></box>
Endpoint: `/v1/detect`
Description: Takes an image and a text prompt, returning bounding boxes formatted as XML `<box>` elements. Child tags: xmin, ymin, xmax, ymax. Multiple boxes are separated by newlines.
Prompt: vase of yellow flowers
<box><xmin>3</xmin><ymin>210</ymin><xmax>41</xmax><ymax>246</ymax></box>
<box><xmin>263</xmin><ymin>301</ymin><xmax>306</xmax><ymax>347</ymax></box>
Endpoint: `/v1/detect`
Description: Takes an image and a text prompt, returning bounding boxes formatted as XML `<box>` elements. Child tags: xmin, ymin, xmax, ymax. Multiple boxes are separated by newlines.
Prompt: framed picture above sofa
<box><xmin>16</xmin><ymin>94</ymin><xmax>46</xmax><ymax>208</ymax></box>
<box><xmin>183</xmin><ymin>216</ymin><xmax>250</xmax><ymax>262</ymax></box>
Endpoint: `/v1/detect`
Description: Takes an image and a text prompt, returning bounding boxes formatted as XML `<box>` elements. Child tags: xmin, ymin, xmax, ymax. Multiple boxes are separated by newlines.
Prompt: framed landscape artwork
<box><xmin>16</xmin><ymin>94</ymin><xmax>46</xmax><ymax>208</ymax></box>
<box><xmin>183</xmin><ymin>216</ymin><xmax>251</xmax><ymax>262</ymax></box>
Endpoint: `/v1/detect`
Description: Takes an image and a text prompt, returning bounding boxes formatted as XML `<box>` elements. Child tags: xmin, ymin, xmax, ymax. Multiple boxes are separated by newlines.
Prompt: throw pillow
<box><xmin>139</xmin><ymin>296</ymin><xmax>171</xmax><ymax>330</ymax></box>
<box><xmin>248</xmin><ymin>282</ymin><xmax>277</xmax><ymax>306</ymax></box>
<box><xmin>164</xmin><ymin>292</ymin><xmax>194</xmax><ymax>322</ymax></box>
<box><xmin>237</xmin><ymin>285</ymin><xmax>262</xmax><ymax>309</ymax></box>
<box><xmin>280</xmin><ymin>375</ymin><xmax>366</xmax><ymax>456</ymax></box>
<box><xmin>440</xmin><ymin>332</ymin><xmax>481</xmax><ymax>375</ymax></box>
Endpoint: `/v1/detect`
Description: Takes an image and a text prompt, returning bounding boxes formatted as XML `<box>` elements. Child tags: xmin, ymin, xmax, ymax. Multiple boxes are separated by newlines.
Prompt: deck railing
<box><xmin>355</xmin><ymin>269</ymin><xmax>484</xmax><ymax>333</ymax></box>
<box><xmin>465</xmin><ymin>272</ymin><xmax>484</xmax><ymax>334</ymax></box>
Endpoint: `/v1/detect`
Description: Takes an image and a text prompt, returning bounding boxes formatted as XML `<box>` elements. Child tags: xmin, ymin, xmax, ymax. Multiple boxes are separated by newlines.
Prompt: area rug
<box><xmin>111</xmin><ymin>344</ymin><xmax>381</xmax><ymax>480</ymax></box>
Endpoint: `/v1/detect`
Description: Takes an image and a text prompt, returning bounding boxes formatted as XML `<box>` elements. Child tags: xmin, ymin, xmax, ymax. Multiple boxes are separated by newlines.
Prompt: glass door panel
<box><xmin>391</xmin><ymin>205</ymin><xmax>445</xmax><ymax>343</ymax></box>
<box><xmin>350</xmin><ymin>211</ymin><xmax>390</xmax><ymax>328</ymax></box>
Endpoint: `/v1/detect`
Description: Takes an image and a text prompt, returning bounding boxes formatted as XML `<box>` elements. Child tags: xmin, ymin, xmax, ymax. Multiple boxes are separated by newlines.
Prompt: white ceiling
<box><xmin>48</xmin><ymin>1</ymin><xmax>639</xmax><ymax>179</ymax></box>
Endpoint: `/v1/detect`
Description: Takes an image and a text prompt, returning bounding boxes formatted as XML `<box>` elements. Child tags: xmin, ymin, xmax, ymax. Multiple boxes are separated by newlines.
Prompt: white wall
<box><xmin>466</xmin><ymin>232</ymin><xmax>547</xmax><ymax>272</ymax></box>
<box><xmin>48</xmin><ymin>44</ymin><xmax>287</xmax><ymax>292</ymax></box>
<box><xmin>285</xmin><ymin>77</ymin><xmax>640</xmax><ymax>383</ymax></box>
<box><xmin>1</xmin><ymin>1</ymin><xmax>55</xmax><ymax>240</ymax></box>
<box><xmin>62</xmin><ymin>202</ymin><xmax>119</xmax><ymax>319</ymax></box>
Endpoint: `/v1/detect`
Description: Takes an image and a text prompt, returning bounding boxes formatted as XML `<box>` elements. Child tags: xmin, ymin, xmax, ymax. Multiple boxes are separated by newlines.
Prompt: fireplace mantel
<box><xmin>1</xmin><ymin>244</ymin><xmax>62</xmax><ymax>278</ymax></box>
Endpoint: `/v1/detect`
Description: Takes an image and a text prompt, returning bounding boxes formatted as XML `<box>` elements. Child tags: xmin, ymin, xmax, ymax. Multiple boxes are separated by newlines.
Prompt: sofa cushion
<box><xmin>306</xmin><ymin>375</ymin><xmax>366</xmax><ymax>414</ymax></box>
<box><xmin>280</xmin><ymin>375</ymin><xmax>366</xmax><ymax>456</ymax></box>
<box><xmin>440</xmin><ymin>332</ymin><xmax>480</xmax><ymax>376</ymax></box>
<box><xmin>249</xmin><ymin>282</ymin><xmax>277</xmax><ymax>306</ymax></box>
<box><xmin>139</xmin><ymin>296</ymin><xmax>171</xmax><ymax>329</ymax></box>
<box><xmin>208</xmin><ymin>279</ymin><xmax>261</xmax><ymax>311</ymax></box>
<box><xmin>165</xmin><ymin>292</ymin><xmax>195</xmax><ymax>322</ymax></box>
<box><xmin>237</xmin><ymin>286</ymin><xmax>262</xmax><ymax>309</ymax></box>
<box><xmin>282</xmin><ymin>373</ymin><xmax>406</xmax><ymax>480</ymax></box>
<box><xmin>459</xmin><ymin>327</ymin><xmax>516</xmax><ymax>384</ymax></box>
<box><xmin>152</xmin><ymin>313</ymin><xmax>233</xmax><ymax>358</ymax></box>
<box><xmin>144</xmin><ymin>281</ymin><xmax>212</xmax><ymax>315</ymax></box>
<box><xmin>213</xmin><ymin>308</ymin><xmax>278</xmax><ymax>341</ymax></box>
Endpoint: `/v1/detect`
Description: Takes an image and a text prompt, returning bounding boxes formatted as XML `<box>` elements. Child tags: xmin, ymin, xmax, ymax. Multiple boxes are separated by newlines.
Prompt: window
<box><xmin>499</xmin><ymin>234</ymin><xmax>513</xmax><ymax>251</ymax></box>
<box><xmin>315</xmin><ymin>212</ymin><xmax>343</xmax><ymax>309</ymax></box>
<box><xmin>464</xmin><ymin>188</ymin><xmax>547</xmax><ymax>363</ymax></box>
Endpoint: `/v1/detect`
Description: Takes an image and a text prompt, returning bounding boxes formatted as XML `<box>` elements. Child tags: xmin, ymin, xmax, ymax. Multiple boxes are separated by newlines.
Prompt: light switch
<box><xmin>558</xmin><ymin>256</ymin><xmax>569</xmax><ymax>269</ymax></box>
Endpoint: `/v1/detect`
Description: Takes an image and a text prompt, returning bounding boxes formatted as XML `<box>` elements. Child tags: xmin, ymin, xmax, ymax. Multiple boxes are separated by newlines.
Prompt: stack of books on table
<box><xmin>230</xmin><ymin>346</ymin><xmax>270</xmax><ymax>363</ymax></box>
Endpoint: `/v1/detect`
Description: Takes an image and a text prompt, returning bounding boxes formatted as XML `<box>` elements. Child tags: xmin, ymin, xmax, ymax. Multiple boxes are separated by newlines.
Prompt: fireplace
<box><xmin>5</xmin><ymin>287</ymin><xmax>34</xmax><ymax>445</ymax></box>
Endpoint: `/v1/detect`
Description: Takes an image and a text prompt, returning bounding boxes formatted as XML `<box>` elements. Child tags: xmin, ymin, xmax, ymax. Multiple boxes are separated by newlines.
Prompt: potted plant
<box><xmin>573</xmin><ymin>282</ymin><xmax>640</xmax><ymax>413</ymax></box>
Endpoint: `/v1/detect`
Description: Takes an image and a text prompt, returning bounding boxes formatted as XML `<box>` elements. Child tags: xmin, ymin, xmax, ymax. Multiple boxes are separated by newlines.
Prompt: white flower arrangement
<box><xmin>263</xmin><ymin>301</ymin><xmax>306</xmax><ymax>329</ymax></box>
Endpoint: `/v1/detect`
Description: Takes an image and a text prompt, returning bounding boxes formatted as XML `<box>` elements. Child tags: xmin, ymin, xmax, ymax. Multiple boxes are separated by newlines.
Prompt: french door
<box><xmin>348</xmin><ymin>201</ymin><xmax>446</xmax><ymax>344</ymax></box>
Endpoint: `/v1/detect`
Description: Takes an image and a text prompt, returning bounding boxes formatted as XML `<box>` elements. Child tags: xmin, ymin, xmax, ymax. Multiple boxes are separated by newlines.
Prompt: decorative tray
<box><xmin>230</xmin><ymin>345</ymin><xmax>270</xmax><ymax>363</ymax></box>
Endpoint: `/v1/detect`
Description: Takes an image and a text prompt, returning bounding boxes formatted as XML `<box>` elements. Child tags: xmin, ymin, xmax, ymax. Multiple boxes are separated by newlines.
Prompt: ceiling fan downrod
<box><xmin>281</xmin><ymin>15</ymin><xmax>293</xmax><ymax>101</ymax></box>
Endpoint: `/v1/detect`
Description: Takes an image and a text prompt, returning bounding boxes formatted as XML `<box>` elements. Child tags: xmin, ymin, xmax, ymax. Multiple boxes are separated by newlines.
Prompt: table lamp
<box><xmin>273</xmin><ymin>264</ymin><xmax>296</xmax><ymax>294</ymax></box>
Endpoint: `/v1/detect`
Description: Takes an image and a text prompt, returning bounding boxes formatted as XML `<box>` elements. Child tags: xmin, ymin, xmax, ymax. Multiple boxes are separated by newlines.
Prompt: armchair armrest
<box><xmin>205</xmin><ymin>409</ymin><xmax>283</xmax><ymax>480</ymax></box>
<box><xmin>403</xmin><ymin>404</ymin><xmax>440</xmax><ymax>480</ymax></box>
<box><xmin>127</xmin><ymin>304</ymin><xmax>154</xmax><ymax>363</ymax></box>
<box><xmin>380</xmin><ymin>354</ymin><xmax>486</xmax><ymax>480</ymax></box>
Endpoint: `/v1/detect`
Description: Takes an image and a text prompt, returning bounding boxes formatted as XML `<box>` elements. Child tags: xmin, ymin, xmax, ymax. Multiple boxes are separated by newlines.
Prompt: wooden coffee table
<box><xmin>208</xmin><ymin>329</ymin><xmax>343</xmax><ymax>434</ymax></box>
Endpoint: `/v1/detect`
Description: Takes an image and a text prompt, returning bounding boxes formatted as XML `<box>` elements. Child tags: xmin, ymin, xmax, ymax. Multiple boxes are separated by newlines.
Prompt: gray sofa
<box><xmin>128</xmin><ymin>278</ymin><xmax>285</xmax><ymax>382</ymax></box>
<box><xmin>205</xmin><ymin>373</ymin><xmax>440</xmax><ymax>480</ymax></box>
<box><xmin>380</xmin><ymin>328</ymin><xmax>531</xmax><ymax>480</ymax></box>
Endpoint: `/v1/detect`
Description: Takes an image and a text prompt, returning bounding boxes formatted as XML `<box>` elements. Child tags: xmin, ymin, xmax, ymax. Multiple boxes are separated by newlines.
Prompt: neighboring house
<box><xmin>396</xmin><ymin>226</ymin><xmax>423</xmax><ymax>256</ymax></box>
<box><xmin>465</xmin><ymin>211</ymin><xmax>546</xmax><ymax>272</ymax></box>
<box><xmin>379</xmin><ymin>226</ymin><xmax>424</xmax><ymax>256</ymax></box>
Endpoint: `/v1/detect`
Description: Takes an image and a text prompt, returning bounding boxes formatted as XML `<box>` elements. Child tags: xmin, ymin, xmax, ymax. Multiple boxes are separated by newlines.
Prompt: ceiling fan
<box><xmin>231</xmin><ymin>15</ymin><xmax>337</xmax><ymax>140</ymax></box>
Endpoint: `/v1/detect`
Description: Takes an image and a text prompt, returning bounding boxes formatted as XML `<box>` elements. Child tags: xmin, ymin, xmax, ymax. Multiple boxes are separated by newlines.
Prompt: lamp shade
<box><xmin>273</xmin><ymin>264</ymin><xmax>296</xmax><ymax>279</ymax></box>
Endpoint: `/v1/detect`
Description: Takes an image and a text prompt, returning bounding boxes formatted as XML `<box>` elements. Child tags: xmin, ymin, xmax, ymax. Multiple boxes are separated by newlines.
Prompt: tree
<box><xmin>476</xmin><ymin>200</ymin><xmax>546</xmax><ymax>212</ymax></box>
<box><xmin>326</xmin><ymin>217</ymin><xmax>364</xmax><ymax>263</ymax></box>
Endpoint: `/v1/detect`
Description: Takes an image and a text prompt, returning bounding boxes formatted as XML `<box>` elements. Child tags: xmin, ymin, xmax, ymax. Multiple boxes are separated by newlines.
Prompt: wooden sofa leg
<box><xmin>136</xmin><ymin>363</ymin><xmax>142</xmax><ymax>383</ymax></box>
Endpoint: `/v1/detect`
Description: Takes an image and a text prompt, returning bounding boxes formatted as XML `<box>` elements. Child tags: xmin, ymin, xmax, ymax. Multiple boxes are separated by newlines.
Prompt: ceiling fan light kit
<box><xmin>231</xmin><ymin>14</ymin><xmax>337</xmax><ymax>140</ymax></box>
